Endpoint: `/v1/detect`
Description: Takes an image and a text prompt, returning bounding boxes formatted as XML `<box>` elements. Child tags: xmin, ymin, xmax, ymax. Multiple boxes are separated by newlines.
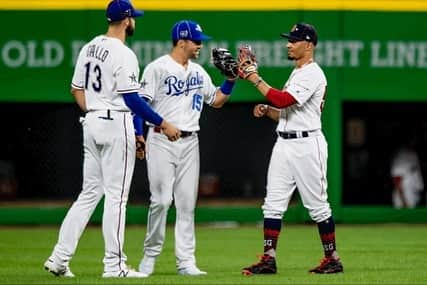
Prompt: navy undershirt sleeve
<box><xmin>133</xmin><ymin>114</ymin><xmax>144</xmax><ymax>136</ymax></box>
<box><xmin>132</xmin><ymin>97</ymin><xmax>150</xmax><ymax>136</ymax></box>
<box><xmin>123</xmin><ymin>92</ymin><xmax>163</xmax><ymax>126</ymax></box>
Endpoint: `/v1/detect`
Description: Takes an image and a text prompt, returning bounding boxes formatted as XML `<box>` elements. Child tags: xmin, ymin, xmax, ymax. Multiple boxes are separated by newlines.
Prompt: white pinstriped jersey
<box><xmin>71</xmin><ymin>35</ymin><xmax>140</xmax><ymax>111</ymax></box>
<box><xmin>138</xmin><ymin>54</ymin><xmax>217</xmax><ymax>131</ymax></box>
<box><xmin>276</xmin><ymin>62</ymin><xmax>327</xmax><ymax>132</ymax></box>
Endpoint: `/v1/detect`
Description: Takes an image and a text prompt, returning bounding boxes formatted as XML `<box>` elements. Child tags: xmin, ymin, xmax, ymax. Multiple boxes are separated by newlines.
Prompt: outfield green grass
<box><xmin>1</xmin><ymin>224</ymin><xmax>427</xmax><ymax>284</ymax></box>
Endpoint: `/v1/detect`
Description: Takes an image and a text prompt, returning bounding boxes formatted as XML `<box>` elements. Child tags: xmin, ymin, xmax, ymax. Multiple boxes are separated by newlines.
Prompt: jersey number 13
<box><xmin>84</xmin><ymin>62</ymin><xmax>102</xmax><ymax>92</ymax></box>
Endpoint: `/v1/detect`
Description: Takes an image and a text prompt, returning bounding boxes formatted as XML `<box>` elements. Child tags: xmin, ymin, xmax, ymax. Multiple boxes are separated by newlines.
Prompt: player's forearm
<box><xmin>246</xmin><ymin>73</ymin><xmax>271</xmax><ymax>95</ymax></box>
<box><xmin>212</xmin><ymin>79</ymin><xmax>235</xmax><ymax>108</ymax></box>
<box><xmin>265</xmin><ymin>88</ymin><xmax>297</xmax><ymax>108</ymax></box>
<box><xmin>71</xmin><ymin>88</ymin><xmax>87</xmax><ymax>112</ymax></box>
<box><xmin>123</xmin><ymin>93</ymin><xmax>163</xmax><ymax>126</ymax></box>
<box><xmin>133</xmin><ymin>114</ymin><xmax>144</xmax><ymax>136</ymax></box>
<box><xmin>246</xmin><ymin>74</ymin><xmax>297</xmax><ymax>108</ymax></box>
<box><xmin>393</xmin><ymin>177</ymin><xmax>408</xmax><ymax>207</ymax></box>
<box><xmin>212</xmin><ymin>91</ymin><xmax>230</xmax><ymax>108</ymax></box>
<box><xmin>397</xmin><ymin>187</ymin><xmax>409</xmax><ymax>207</ymax></box>
<box><xmin>265</xmin><ymin>105</ymin><xmax>280</xmax><ymax>121</ymax></box>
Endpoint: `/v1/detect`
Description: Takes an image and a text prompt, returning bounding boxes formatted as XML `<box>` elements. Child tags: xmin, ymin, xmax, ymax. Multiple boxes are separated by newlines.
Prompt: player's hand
<box><xmin>253</xmin><ymin>104</ymin><xmax>269</xmax><ymax>118</ymax></box>
<box><xmin>160</xmin><ymin>120</ymin><xmax>181</xmax><ymax>141</ymax></box>
<box><xmin>135</xmin><ymin>135</ymin><xmax>146</xmax><ymax>160</ymax></box>
<box><xmin>238</xmin><ymin>45</ymin><xmax>258</xmax><ymax>79</ymax></box>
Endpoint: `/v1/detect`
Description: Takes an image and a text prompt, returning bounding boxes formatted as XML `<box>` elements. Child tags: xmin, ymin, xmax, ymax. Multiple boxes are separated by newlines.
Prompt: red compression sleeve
<box><xmin>266</xmin><ymin>88</ymin><xmax>297</xmax><ymax>108</ymax></box>
<box><xmin>392</xmin><ymin>176</ymin><xmax>402</xmax><ymax>187</ymax></box>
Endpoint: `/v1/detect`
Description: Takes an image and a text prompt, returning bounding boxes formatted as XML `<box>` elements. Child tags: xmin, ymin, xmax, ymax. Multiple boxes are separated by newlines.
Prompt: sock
<box><xmin>263</xmin><ymin>218</ymin><xmax>282</xmax><ymax>257</ymax></box>
<box><xmin>316</xmin><ymin>216</ymin><xmax>337</xmax><ymax>258</ymax></box>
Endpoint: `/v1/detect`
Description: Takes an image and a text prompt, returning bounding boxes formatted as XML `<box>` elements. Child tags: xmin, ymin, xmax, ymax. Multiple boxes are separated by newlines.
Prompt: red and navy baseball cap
<box><xmin>171</xmin><ymin>20</ymin><xmax>212</xmax><ymax>41</ymax></box>
<box><xmin>106</xmin><ymin>0</ymin><xmax>144</xmax><ymax>23</ymax></box>
<box><xmin>281</xmin><ymin>23</ymin><xmax>318</xmax><ymax>46</ymax></box>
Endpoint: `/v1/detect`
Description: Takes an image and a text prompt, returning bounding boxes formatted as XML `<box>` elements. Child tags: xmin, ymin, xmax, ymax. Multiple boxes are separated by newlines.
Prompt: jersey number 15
<box><xmin>192</xmin><ymin>94</ymin><xmax>202</xmax><ymax>111</ymax></box>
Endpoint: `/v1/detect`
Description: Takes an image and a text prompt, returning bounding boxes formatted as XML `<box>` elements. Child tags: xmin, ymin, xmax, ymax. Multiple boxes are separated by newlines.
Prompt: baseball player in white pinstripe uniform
<box><xmin>136</xmin><ymin>20</ymin><xmax>237</xmax><ymax>276</ymax></box>
<box><xmin>239</xmin><ymin>23</ymin><xmax>344</xmax><ymax>275</ymax></box>
<box><xmin>44</xmin><ymin>0</ymin><xmax>179</xmax><ymax>278</ymax></box>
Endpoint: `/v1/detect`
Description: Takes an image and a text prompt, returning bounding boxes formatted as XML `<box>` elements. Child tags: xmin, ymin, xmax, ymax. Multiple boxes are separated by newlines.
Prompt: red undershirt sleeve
<box><xmin>265</xmin><ymin>88</ymin><xmax>297</xmax><ymax>108</ymax></box>
<box><xmin>392</xmin><ymin>176</ymin><xmax>402</xmax><ymax>187</ymax></box>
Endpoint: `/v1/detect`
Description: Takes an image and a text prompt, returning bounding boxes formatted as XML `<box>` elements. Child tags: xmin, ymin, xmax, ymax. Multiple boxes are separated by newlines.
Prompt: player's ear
<box><xmin>178</xmin><ymin>39</ymin><xmax>185</xmax><ymax>49</ymax></box>
<box><xmin>123</xmin><ymin>17</ymin><xmax>130</xmax><ymax>26</ymax></box>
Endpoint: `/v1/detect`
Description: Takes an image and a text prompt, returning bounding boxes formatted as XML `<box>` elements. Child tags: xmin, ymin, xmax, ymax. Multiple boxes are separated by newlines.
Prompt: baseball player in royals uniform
<box><xmin>240</xmin><ymin>23</ymin><xmax>344</xmax><ymax>275</ymax></box>
<box><xmin>44</xmin><ymin>0</ymin><xmax>179</xmax><ymax>278</ymax></box>
<box><xmin>136</xmin><ymin>20</ymin><xmax>237</xmax><ymax>276</ymax></box>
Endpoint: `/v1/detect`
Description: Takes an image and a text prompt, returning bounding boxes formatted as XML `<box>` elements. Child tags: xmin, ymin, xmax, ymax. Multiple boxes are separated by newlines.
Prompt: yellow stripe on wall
<box><xmin>2</xmin><ymin>0</ymin><xmax>427</xmax><ymax>11</ymax></box>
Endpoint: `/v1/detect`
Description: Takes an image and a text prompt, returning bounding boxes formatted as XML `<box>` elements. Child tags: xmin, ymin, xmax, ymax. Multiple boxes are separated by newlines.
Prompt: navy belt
<box><xmin>278</xmin><ymin>131</ymin><xmax>309</xmax><ymax>139</ymax></box>
<box><xmin>97</xmin><ymin>109</ymin><xmax>113</xmax><ymax>120</ymax></box>
<box><xmin>153</xmin><ymin>126</ymin><xmax>198</xmax><ymax>138</ymax></box>
<box><xmin>91</xmin><ymin>109</ymin><xmax>128</xmax><ymax>120</ymax></box>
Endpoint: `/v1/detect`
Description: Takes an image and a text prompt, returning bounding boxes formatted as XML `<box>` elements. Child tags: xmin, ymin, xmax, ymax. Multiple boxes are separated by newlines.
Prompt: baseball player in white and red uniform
<box><xmin>44</xmin><ymin>0</ymin><xmax>179</xmax><ymax>278</ymax></box>
<box><xmin>136</xmin><ymin>20</ymin><xmax>236</xmax><ymax>276</ymax></box>
<box><xmin>391</xmin><ymin>142</ymin><xmax>424</xmax><ymax>208</ymax></box>
<box><xmin>239</xmin><ymin>23</ymin><xmax>344</xmax><ymax>275</ymax></box>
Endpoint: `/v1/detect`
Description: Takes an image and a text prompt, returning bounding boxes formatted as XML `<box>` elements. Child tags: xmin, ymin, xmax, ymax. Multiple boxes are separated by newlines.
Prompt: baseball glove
<box><xmin>238</xmin><ymin>45</ymin><xmax>258</xmax><ymax>79</ymax></box>
<box><xmin>212</xmin><ymin>48</ymin><xmax>239</xmax><ymax>79</ymax></box>
<box><xmin>136</xmin><ymin>137</ymin><xmax>145</xmax><ymax>160</ymax></box>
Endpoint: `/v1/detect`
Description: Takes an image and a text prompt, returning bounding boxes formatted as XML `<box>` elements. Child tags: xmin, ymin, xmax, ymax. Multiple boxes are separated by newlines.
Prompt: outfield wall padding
<box><xmin>1</xmin><ymin>205</ymin><xmax>426</xmax><ymax>225</ymax></box>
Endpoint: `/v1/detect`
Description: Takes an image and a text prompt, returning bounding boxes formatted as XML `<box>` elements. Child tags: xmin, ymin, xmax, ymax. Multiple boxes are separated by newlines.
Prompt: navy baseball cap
<box><xmin>281</xmin><ymin>23</ymin><xmax>318</xmax><ymax>46</ymax></box>
<box><xmin>106</xmin><ymin>0</ymin><xmax>144</xmax><ymax>23</ymax></box>
<box><xmin>171</xmin><ymin>20</ymin><xmax>212</xmax><ymax>41</ymax></box>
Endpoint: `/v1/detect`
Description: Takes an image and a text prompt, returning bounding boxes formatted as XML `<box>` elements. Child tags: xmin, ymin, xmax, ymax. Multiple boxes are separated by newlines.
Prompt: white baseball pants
<box><xmin>48</xmin><ymin>110</ymin><xmax>135</xmax><ymax>272</ymax></box>
<box><xmin>262</xmin><ymin>132</ymin><xmax>332</xmax><ymax>223</ymax></box>
<box><xmin>143</xmin><ymin>130</ymin><xmax>200</xmax><ymax>270</ymax></box>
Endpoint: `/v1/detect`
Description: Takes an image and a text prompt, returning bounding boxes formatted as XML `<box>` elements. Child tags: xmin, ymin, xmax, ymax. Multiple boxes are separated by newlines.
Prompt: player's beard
<box><xmin>126</xmin><ymin>25</ymin><xmax>135</xmax><ymax>36</ymax></box>
<box><xmin>287</xmin><ymin>49</ymin><xmax>295</xmax><ymax>60</ymax></box>
<box><xmin>188</xmin><ymin>50</ymin><xmax>199</xmax><ymax>60</ymax></box>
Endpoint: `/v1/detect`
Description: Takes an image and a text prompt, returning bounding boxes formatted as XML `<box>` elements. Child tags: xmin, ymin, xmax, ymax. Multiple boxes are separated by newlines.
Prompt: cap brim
<box><xmin>195</xmin><ymin>34</ymin><xmax>212</xmax><ymax>41</ymax></box>
<box><xmin>280</xmin><ymin>33</ymin><xmax>302</xmax><ymax>41</ymax></box>
<box><xmin>132</xmin><ymin>10</ymin><xmax>144</xmax><ymax>18</ymax></box>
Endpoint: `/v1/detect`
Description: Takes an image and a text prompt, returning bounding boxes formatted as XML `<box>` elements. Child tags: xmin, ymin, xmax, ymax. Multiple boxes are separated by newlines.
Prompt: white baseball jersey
<box><xmin>138</xmin><ymin>54</ymin><xmax>217</xmax><ymax>271</ymax></box>
<box><xmin>72</xmin><ymin>35</ymin><xmax>141</xmax><ymax>111</ymax></box>
<box><xmin>391</xmin><ymin>147</ymin><xmax>424</xmax><ymax>208</ymax></box>
<box><xmin>263</xmin><ymin>61</ymin><xmax>331</xmax><ymax>223</ymax></box>
<box><xmin>276</xmin><ymin>62</ymin><xmax>327</xmax><ymax>132</ymax></box>
<box><xmin>48</xmin><ymin>35</ymin><xmax>139</xmax><ymax>273</ymax></box>
<box><xmin>139</xmin><ymin>54</ymin><xmax>217</xmax><ymax>131</ymax></box>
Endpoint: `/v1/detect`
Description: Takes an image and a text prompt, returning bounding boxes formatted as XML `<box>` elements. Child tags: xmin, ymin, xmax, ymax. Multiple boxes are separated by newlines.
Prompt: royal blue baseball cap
<box><xmin>106</xmin><ymin>0</ymin><xmax>144</xmax><ymax>23</ymax></box>
<box><xmin>281</xmin><ymin>23</ymin><xmax>318</xmax><ymax>46</ymax></box>
<box><xmin>171</xmin><ymin>20</ymin><xmax>212</xmax><ymax>41</ymax></box>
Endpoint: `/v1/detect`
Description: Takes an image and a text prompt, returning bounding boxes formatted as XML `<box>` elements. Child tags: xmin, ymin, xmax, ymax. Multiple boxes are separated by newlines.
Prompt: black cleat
<box><xmin>242</xmin><ymin>254</ymin><xmax>277</xmax><ymax>275</ymax></box>
<box><xmin>309</xmin><ymin>257</ymin><xmax>344</xmax><ymax>274</ymax></box>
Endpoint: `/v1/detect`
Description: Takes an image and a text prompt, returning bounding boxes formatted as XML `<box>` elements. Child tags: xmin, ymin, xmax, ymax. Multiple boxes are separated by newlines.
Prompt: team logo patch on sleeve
<box><xmin>129</xmin><ymin>72</ymin><xmax>138</xmax><ymax>84</ymax></box>
<box><xmin>140</xmin><ymin>79</ymin><xmax>148</xmax><ymax>88</ymax></box>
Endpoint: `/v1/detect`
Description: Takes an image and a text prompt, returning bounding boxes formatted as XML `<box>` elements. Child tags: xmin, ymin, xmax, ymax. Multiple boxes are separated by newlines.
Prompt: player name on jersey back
<box><xmin>86</xmin><ymin>44</ymin><xmax>109</xmax><ymax>63</ymax></box>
